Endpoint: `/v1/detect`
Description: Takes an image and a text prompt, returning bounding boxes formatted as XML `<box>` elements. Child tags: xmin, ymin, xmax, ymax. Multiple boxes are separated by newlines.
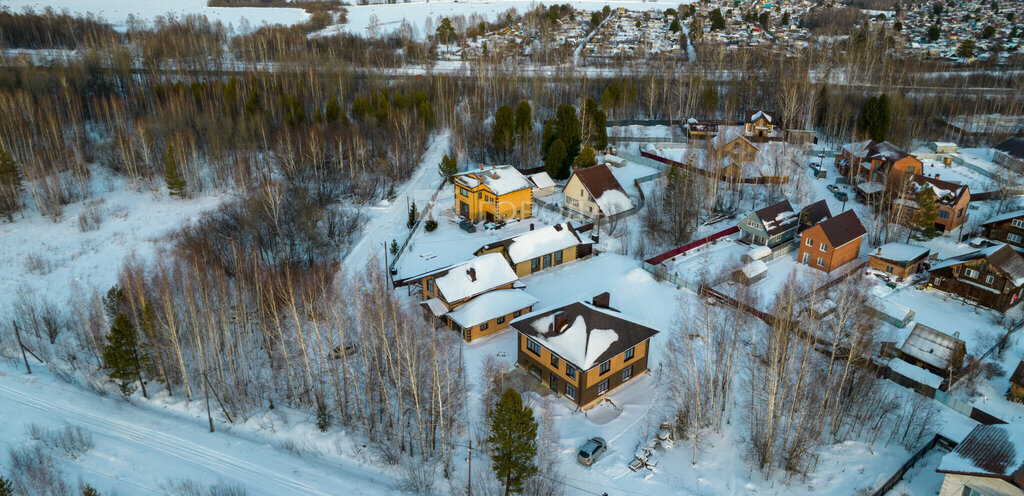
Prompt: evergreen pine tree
<box><xmin>873</xmin><ymin>94</ymin><xmax>892</xmax><ymax>142</ymax></box>
<box><xmin>912</xmin><ymin>187</ymin><xmax>940</xmax><ymax>240</ymax></box>
<box><xmin>493</xmin><ymin>105</ymin><xmax>516</xmax><ymax>160</ymax></box>
<box><xmin>576</xmin><ymin>145</ymin><xmax>597</xmax><ymax>168</ymax></box>
<box><xmin>0</xmin><ymin>476</ymin><xmax>12</xmax><ymax>496</ymax></box>
<box><xmin>390</xmin><ymin>239</ymin><xmax>399</xmax><ymax>255</ymax></box>
<box><xmin>81</xmin><ymin>484</ymin><xmax>101</xmax><ymax>496</ymax></box>
<box><xmin>439</xmin><ymin>154</ymin><xmax>458</xmax><ymax>183</ymax></box>
<box><xmin>316</xmin><ymin>400</ymin><xmax>332</xmax><ymax>432</ymax></box>
<box><xmin>408</xmin><ymin>202</ymin><xmax>418</xmax><ymax>229</ymax></box>
<box><xmin>488</xmin><ymin>388</ymin><xmax>538</xmax><ymax>496</ymax></box>
<box><xmin>544</xmin><ymin>139</ymin><xmax>567</xmax><ymax>179</ymax></box>
<box><xmin>164</xmin><ymin>146</ymin><xmax>186</xmax><ymax>198</ymax></box>
<box><xmin>514</xmin><ymin>101</ymin><xmax>532</xmax><ymax>144</ymax></box>
<box><xmin>102</xmin><ymin>313</ymin><xmax>150</xmax><ymax>399</ymax></box>
<box><xmin>0</xmin><ymin>148</ymin><xmax>22</xmax><ymax>222</ymax></box>
<box><xmin>245</xmin><ymin>88</ymin><xmax>261</xmax><ymax>115</ymax></box>
<box><xmin>325</xmin><ymin>96</ymin><xmax>341</xmax><ymax>123</ymax></box>
<box><xmin>554</xmin><ymin>104</ymin><xmax>582</xmax><ymax>169</ymax></box>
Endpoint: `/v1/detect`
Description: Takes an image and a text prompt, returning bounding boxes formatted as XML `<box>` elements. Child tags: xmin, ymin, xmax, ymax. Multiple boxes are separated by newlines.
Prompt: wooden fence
<box><xmin>868</xmin><ymin>433</ymin><xmax>956</xmax><ymax>496</ymax></box>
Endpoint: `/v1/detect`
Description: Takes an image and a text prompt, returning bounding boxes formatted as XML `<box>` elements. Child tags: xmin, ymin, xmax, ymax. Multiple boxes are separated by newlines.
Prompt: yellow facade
<box><xmin>453</xmin><ymin>173</ymin><xmax>532</xmax><ymax>223</ymax></box>
<box><xmin>476</xmin><ymin>245</ymin><xmax>579</xmax><ymax>277</ymax></box>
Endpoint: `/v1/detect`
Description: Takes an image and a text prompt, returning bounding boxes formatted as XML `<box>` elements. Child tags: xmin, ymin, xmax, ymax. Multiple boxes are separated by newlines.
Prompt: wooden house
<box><xmin>1008</xmin><ymin>360</ymin><xmax>1024</xmax><ymax>404</ymax></box>
<box><xmin>737</xmin><ymin>200</ymin><xmax>799</xmax><ymax>248</ymax></box>
<box><xmin>936</xmin><ymin>424</ymin><xmax>1024</xmax><ymax>496</ymax></box>
<box><xmin>715</xmin><ymin>130</ymin><xmax>759</xmax><ymax>164</ymax></box>
<box><xmin>743</xmin><ymin>109</ymin><xmax>781</xmax><ymax>141</ymax></box>
<box><xmin>511</xmin><ymin>293</ymin><xmax>659</xmax><ymax>410</ymax></box>
<box><xmin>981</xmin><ymin>210</ymin><xmax>1024</xmax><ymax>251</ymax></box>
<box><xmin>475</xmin><ymin>222</ymin><xmax>592</xmax><ymax>277</ymax></box>
<box><xmin>416</xmin><ymin>253</ymin><xmax>536</xmax><ymax>342</ymax></box>
<box><xmin>869</xmin><ymin>243</ymin><xmax>930</xmax><ymax>280</ymax></box>
<box><xmin>562</xmin><ymin>164</ymin><xmax>634</xmax><ymax>218</ymax></box>
<box><xmin>453</xmin><ymin>165</ymin><xmax>533</xmax><ymax>222</ymax></box>
<box><xmin>899</xmin><ymin>323</ymin><xmax>966</xmax><ymax>376</ymax></box>
<box><xmin>928</xmin><ymin>243</ymin><xmax>1024</xmax><ymax>312</ymax></box>
<box><xmin>835</xmin><ymin>140</ymin><xmax>923</xmax><ymax>186</ymax></box>
<box><xmin>797</xmin><ymin>210</ymin><xmax>866</xmax><ymax>273</ymax></box>
<box><xmin>911</xmin><ymin>175</ymin><xmax>971</xmax><ymax>233</ymax></box>
<box><xmin>797</xmin><ymin>199</ymin><xmax>832</xmax><ymax>232</ymax></box>
<box><xmin>685</xmin><ymin>119</ymin><xmax>719</xmax><ymax>140</ymax></box>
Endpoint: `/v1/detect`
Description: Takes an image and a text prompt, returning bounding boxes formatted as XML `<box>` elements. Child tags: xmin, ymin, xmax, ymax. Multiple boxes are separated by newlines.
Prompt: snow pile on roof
<box><xmin>446</xmin><ymin>289</ymin><xmax>538</xmax><ymax>328</ymax></box>
<box><xmin>454</xmin><ymin>165</ymin><xmax>532</xmax><ymax>196</ymax></box>
<box><xmin>422</xmin><ymin>298</ymin><xmax>448</xmax><ymax>317</ymax></box>
<box><xmin>887</xmin><ymin>358</ymin><xmax>943</xmax><ymax>389</ymax></box>
<box><xmin>528</xmin><ymin>171</ymin><xmax>555</xmax><ymax>190</ymax></box>
<box><xmin>842</xmin><ymin>140</ymin><xmax>873</xmax><ymax>157</ymax></box>
<box><xmin>435</xmin><ymin>253</ymin><xmax>519</xmax><ymax>303</ymax></box>
<box><xmin>529</xmin><ymin>313</ymin><xmax>619</xmax><ymax>370</ymax></box>
<box><xmin>856</xmin><ymin>182</ymin><xmax>886</xmax><ymax>194</ymax></box>
<box><xmin>873</xmin><ymin>243</ymin><xmax>929</xmax><ymax>263</ymax></box>
<box><xmin>900</xmin><ymin>324</ymin><xmax>964</xmax><ymax>371</ymax></box>
<box><xmin>595</xmin><ymin>189</ymin><xmax>634</xmax><ymax>215</ymax></box>
<box><xmin>741</xmin><ymin>260</ymin><xmax>768</xmax><ymax>278</ymax></box>
<box><xmin>456</xmin><ymin>175</ymin><xmax>481</xmax><ymax>188</ymax></box>
<box><xmin>747</xmin><ymin>245</ymin><xmax>772</xmax><ymax>260</ymax></box>
<box><xmin>982</xmin><ymin>209</ymin><xmax>1024</xmax><ymax>226</ymax></box>
<box><xmin>506</xmin><ymin>223</ymin><xmax>581</xmax><ymax>264</ymax></box>
<box><xmin>938</xmin><ymin>424</ymin><xmax>1024</xmax><ymax>479</ymax></box>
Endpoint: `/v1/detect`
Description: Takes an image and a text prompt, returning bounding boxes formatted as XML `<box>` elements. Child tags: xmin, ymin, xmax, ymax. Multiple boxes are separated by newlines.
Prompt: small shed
<box><xmin>733</xmin><ymin>260</ymin><xmax>768</xmax><ymax>286</ymax></box>
<box><xmin>865</xmin><ymin>295</ymin><xmax>915</xmax><ymax>328</ymax></box>
<box><xmin>528</xmin><ymin>171</ymin><xmax>556</xmax><ymax>198</ymax></box>
<box><xmin>898</xmin><ymin>323</ymin><xmax>966</xmax><ymax>376</ymax></box>
<box><xmin>930</xmin><ymin>141</ymin><xmax>958</xmax><ymax>154</ymax></box>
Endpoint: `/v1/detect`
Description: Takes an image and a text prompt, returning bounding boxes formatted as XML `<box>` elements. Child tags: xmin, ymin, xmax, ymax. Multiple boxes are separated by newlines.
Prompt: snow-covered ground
<box><xmin>6</xmin><ymin>0</ymin><xmax>309</xmax><ymax>29</ymax></box>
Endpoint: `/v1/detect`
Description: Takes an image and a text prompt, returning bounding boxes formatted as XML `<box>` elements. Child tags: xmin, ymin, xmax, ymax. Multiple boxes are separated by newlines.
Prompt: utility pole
<box><xmin>467</xmin><ymin>439</ymin><xmax>472</xmax><ymax>496</ymax></box>
<box><xmin>12</xmin><ymin>321</ymin><xmax>30</xmax><ymax>374</ymax></box>
<box><xmin>203</xmin><ymin>371</ymin><xmax>214</xmax><ymax>433</ymax></box>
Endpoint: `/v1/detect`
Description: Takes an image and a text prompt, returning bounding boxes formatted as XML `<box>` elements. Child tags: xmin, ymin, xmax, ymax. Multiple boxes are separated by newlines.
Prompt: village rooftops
<box><xmin>572</xmin><ymin>165</ymin><xmax>634</xmax><ymax>215</ymax></box>
<box><xmin>937</xmin><ymin>423</ymin><xmax>1024</xmax><ymax>486</ymax></box>
<box><xmin>431</xmin><ymin>253</ymin><xmax>520</xmax><ymax>303</ymax></box>
<box><xmin>753</xmin><ymin>200</ymin><xmax>798</xmax><ymax>237</ymax></box>
<box><xmin>912</xmin><ymin>175</ymin><xmax>968</xmax><ymax>205</ymax></box>
<box><xmin>930</xmin><ymin>243</ymin><xmax>1024</xmax><ymax>287</ymax></box>
<box><xmin>453</xmin><ymin>165</ymin><xmax>533</xmax><ymax>196</ymax></box>
<box><xmin>445</xmin><ymin>289</ymin><xmax>538</xmax><ymax>329</ymax></box>
<box><xmin>981</xmin><ymin>209</ymin><xmax>1024</xmax><ymax>226</ymax></box>
<box><xmin>477</xmin><ymin>223</ymin><xmax>584</xmax><ymax>265</ymax></box>
<box><xmin>900</xmin><ymin>323</ymin><xmax>965</xmax><ymax>371</ymax></box>
<box><xmin>511</xmin><ymin>300</ymin><xmax>658</xmax><ymax>371</ymax></box>
<box><xmin>872</xmin><ymin>243</ymin><xmax>930</xmax><ymax>263</ymax></box>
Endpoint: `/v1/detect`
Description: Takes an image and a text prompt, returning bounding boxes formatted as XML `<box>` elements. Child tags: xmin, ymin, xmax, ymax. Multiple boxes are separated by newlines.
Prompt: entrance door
<box><xmin>549</xmin><ymin>374</ymin><xmax>558</xmax><ymax>393</ymax></box>
<box><xmin>459</xmin><ymin>201</ymin><xmax>469</xmax><ymax>218</ymax></box>
<box><xmin>542</xmin><ymin>254</ymin><xmax>552</xmax><ymax>269</ymax></box>
<box><xmin>485</xmin><ymin>212</ymin><xmax>494</xmax><ymax>222</ymax></box>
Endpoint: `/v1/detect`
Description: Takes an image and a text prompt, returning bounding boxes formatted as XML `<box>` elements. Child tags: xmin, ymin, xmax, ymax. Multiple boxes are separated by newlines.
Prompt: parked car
<box><xmin>577</xmin><ymin>437</ymin><xmax>608</xmax><ymax>466</ymax></box>
<box><xmin>459</xmin><ymin>218</ymin><xmax>477</xmax><ymax>233</ymax></box>
<box><xmin>833</xmin><ymin>191</ymin><xmax>849</xmax><ymax>202</ymax></box>
<box><xmin>826</xmin><ymin>184</ymin><xmax>840</xmax><ymax>194</ymax></box>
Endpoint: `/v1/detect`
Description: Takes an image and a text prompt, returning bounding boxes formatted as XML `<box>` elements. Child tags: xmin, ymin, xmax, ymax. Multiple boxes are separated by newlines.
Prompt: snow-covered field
<box><xmin>6</xmin><ymin>0</ymin><xmax>309</xmax><ymax>29</ymax></box>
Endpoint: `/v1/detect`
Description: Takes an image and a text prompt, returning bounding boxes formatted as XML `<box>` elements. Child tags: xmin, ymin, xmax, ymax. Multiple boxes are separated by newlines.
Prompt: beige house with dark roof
<box><xmin>562</xmin><ymin>164</ymin><xmax>634</xmax><ymax>218</ymax></box>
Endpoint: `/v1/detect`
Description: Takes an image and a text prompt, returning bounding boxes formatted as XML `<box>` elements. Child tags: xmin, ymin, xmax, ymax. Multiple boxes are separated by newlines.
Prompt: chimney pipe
<box><xmin>480</xmin><ymin>164</ymin><xmax>485</xmax><ymax>170</ymax></box>
<box><xmin>551</xmin><ymin>311</ymin><xmax>568</xmax><ymax>334</ymax></box>
<box><xmin>877</xmin><ymin>248</ymin><xmax>882</xmax><ymax>255</ymax></box>
<box><xmin>592</xmin><ymin>292</ymin><xmax>611</xmax><ymax>309</ymax></box>
<box><xmin>467</xmin><ymin>267</ymin><xmax>477</xmax><ymax>282</ymax></box>
<box><xmin>530</xmin><ymin>223</ymin><xmax>534</xmax><ymax>231</ymax></box>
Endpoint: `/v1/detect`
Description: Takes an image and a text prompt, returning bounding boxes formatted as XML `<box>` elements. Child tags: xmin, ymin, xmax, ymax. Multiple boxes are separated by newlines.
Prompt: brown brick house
<box><xmin>511</xmin><ymin>293</ymin><xmax>659</xmax><ymax>410</ymax></box>
<box><xmin>868</xmin><ymin>243</ymin><xmax>930</xmax><ymax>281</ymax></box>
<box><xmin>981</xmin><ymin>210</ymin><xmax>1024</xmax><ymax>251</ymax></box>
<box><xmin>928</xmin><ymin>243</ymin><xmax>1024</xmax><ymax>312</ymax></box>
<box><xmin>475</xmin><ymin>222</ymin><xmax>591</xmax><ymax>277</ymax></box>
<box><xmin>797</xmin><ymin>210</ymin><xmax>866</xmax><ymax>273</ymax></box>
<box><xmin>910</xmin><ymin>175</ymin><xmax>971</xmax><ymax>233</ymax></box>
<box><xmin>835</xmin><ymin>140</ymin><xmax>923</xmax><ymax>186</ymax></box>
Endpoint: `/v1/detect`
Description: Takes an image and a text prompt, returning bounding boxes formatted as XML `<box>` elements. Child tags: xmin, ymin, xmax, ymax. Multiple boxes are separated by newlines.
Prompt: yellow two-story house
<box><xmin>454</xmin><ymin>165</ymin><xmax>533</xmax><ymax>222</ymax></box>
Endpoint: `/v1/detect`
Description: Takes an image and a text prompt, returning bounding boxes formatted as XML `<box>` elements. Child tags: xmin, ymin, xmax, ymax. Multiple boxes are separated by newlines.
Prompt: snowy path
<box><xmin>342</xmin><ymin>131</ymin><xmax>449</xmax><ymax>270</ymax></box>
<box><xmin>0</xmin><ymin>363</ymin><xmax>395</xmax><ymax>495</ymax></box>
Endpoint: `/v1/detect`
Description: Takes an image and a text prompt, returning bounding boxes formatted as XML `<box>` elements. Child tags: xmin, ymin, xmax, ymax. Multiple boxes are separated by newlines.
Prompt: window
<box><xmin>624</xmin><ymin>346</ymin><xmax>635</xmax><ymax>361</ymax></box>
<box><xmin>459</xmin><ymin>188</ymin><xmax>467</xmax><ymax>197</ymax></box>
<box><xmin>549</xmin><ymin>374</ymin><xmax>558</xmax><ymax>392</ymax></box>
<box><xmin>805</xmin><ymin>237</ymin><xmax>812</xmax><ymax>247</ymax></box>
<box><xmin>817</xmin><ymin>257</ymin><xmax>825</xmax><ymax>267</ymax></box>
<box><xmin>426</xmin><ymin>278</ymin><xmax>434</xmax><ymax>294</ymax></box>
<box><xmin>477</xmin><ymin>192</ymin><xmax>482</xmax><ymax>199</ymax></box>
<box><xmin>961</xmin><ymin>487</ymin><xmax>982</xmax><ymax>496</ymax></box>
<box><xmin>588</xmin><ymin>206</ymin><xmax>593</xmax><ymax>213</ymax></box>
<box><xmin>820</xmin><ymin>243</ymin><xmax>827</xmax><ymax>252</ymax></box>
<box><xmin>885</xmin><ymin>265</ymin><xmax>894</xmax><ymax>274</ymax></box>
<box><xmin>597</xmin><ymin>379</ymin><xmax>609</xmax><ymax>395</ymax></box>
<box><xmin>542</xmin><ymin>254</ymin><xmax>552</xmax><ymax>268</ymax></box>
<box><xmin>600</xmin><ymin>361</ymin><xmax>611</xmax><ymax>374</ymax></box>
<box><xmin>566</xmin><ymin>364</ymin><xmax>576</xmax><ymax>379</ymax></box>
<box><xmin>934</xmin><ymin>276</ymin><xmax>943</xmax><ymax>285</ymax></box>
<box><xmin>497</xmin><ymin>316</ymin><xmax>505</xmax><ymax>325</ymax></box>
<box><xmin>802</xmin><ymin>252</ymin><xmax>810</xmax><ymax>264</ymax></box>
<box><xmin>565</xmin><ymin>384</ymin><xmax>576</xmax><ymax>400</ymax></box>
<box><xmin>1013</xmin><ymin>219</ymin><xmax>1024</xmax><ymax>229</ymax></box>
<box><xmin>938</xmin><ymin>210</ymin><xmax>951</xmax><ymax>220</ymax></box>
<box><xmin>986</xmin><ymin>275</ymin><xmax>995</xmax><ymax>284</ymax></box>
<box><xmin>513</xmin><ymin>310</ymin><xmax>522</xmax><ymax>318</ymax></box>
<box><xmin>1009</xmin><ymin>233</ymin><xmax>1022</xmax><ymax>243</ymax></box>
<box><xmin>622</xmin><ymin>366</ymin><xmax>633</xmax><ymax>381</ymax></box>
<box><xmin>480</xmin><ymin>322</ymin><xmax>489</xmax><ymax>331</ymax></box>
<box><xmin>532</xmin><ymin>257</ymin><xmax>540</xmax><ymax>271</ymax></box>
<box><xmin>964</xmin><ymin>268</ymin><xmax>979</xmax><ymax>279</ymax></box>
<box><xmin>957</xmin><ymin>208</ymin><xmax>964</xmax><ymax>218</ymax></box>
<box><xmin>550</xmin><ymin>355</ymin><xmax>559</xmax><ymax>368</ymax></box>
<box><xmin>580</xmin><ymin>189</ymin><xmax>585</xmax><ymax>196</ymax></box>
<box><xmin>588</xmin><ymin>194</ymin><xmax>594</xmax><ymax>202</ymax></box>
<box><xmin>527</xmin><ymin>338</ymin><xmax>540</xmax><ymax>355</ymax></box>
<box><xmin>554</xmin><ymin>251</ymin><xmax>563</xmax><ymax>264</ymax></box>
<box><xmin>748</xmin><ymin>220</ymin><xmax>757</xmax><ymax>228</ymax></box>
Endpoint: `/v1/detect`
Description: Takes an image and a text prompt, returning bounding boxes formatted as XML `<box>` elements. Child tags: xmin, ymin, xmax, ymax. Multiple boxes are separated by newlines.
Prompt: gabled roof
<box><xmin>744</xmin><ymin>109</ymin><xmax>778</xmax><ymax>125</ymax></box>
<box><xmin>476</xmin><ymin>223</ymin><xmax>584</xmax><ymax>264</ymax></box>
<box><xmin>912</xmin><ymin>175</ymin><xmax>969</xmax><ymax>206</ymax></box>
<box><xmin>751</xmin><ymin>200</ymin><xmax>798</xmax><ymax>236</ymax></box>
<box><xmin>937</xmin><ymin>424</ymin><xmax>1024</xmax><ymax>486</ymax></box>
<box><xmin>872</xmin><ymin>243</ymin><xmax>930</xmax><ymax>263</ymax></box>
<box><xmin>511</xmin><ymin>300</ymin><xmax>659</xmax><ymax>371</ymax></box>
<box><xmin>995</xmin><ymin>137</ymin><xmax>1024</xmax><ymax>160</ymax></box>
<box><xmin>930</xmin><ymin>243</ymin><xmax>1024</xmax><ymax>287</ymax></box>
<box><xmin>1010</xmin><ymin>360</ymin><xmax>1024</xmax><ymax>388</ymax></box>
<box><xmin>454</xmin><ymin>165</ymin><xmax>532</xmax><ymax>196</ymax></box>
<box><xmin>842</xmin><ymin>140</ymin><xmax>917</xmax><ymax>172</ymax></box>
<box><xmin>566</xmin><ymin>165</ymin><xmax>633</xmax><ymax>215</ymax></box>
<box><xmin>811</xmin><ymin>210</ymin><xmax>866</xmax><ymax>248</ymax></box>
<box><xmin>431</xmin><ymin>253</ymin><xmax>520</xmax><ymax>303</ymax></box>
<box><xmin>528</xmin><ymin>171</ymin><xmax>555</xmax><ymax>190</ymax></box>
<box><xmin>981</xmin><ymin>209</ymin><xmax>1024</xmax><ymax>226</ymax></box>
<box><xmin>445</xmin><ymin>289</ymin><xmax>538</xmax><ymax>328</ymax></box>
<box><xmin>900</xmin><ymin>323</ymin><xmax>965</xmax><ymax>371</ymax></box>
<box><xmin>718</xmin><ymin>128</ymin><xmax>759</xmax><ymax>151</ymax></box>
<box><xmin>798</xmin><ymin>200</ymin><xmax>832</xmax><ymax>228</ymax></box>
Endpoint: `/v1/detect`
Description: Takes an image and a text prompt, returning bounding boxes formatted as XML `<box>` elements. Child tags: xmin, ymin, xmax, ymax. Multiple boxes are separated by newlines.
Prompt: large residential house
<box><xmin>912</xmin><ymin>175</ymin><xmax>971</xmax><ymax>233</ymax></box>
<box><xmin>416</xmin><ymin>253</ymin><xmax>537</xmax><ymax>342</ymax></box>
<box><xmin>563</xmin><ymin>164</ymin><xmax>634</xmax><ymax>218</ymax></box>
<box><xmin>475</xmin><ymin>222</ymin><xmax>592</xmax><ymax>277</ymax></box>
<box><xmin>715</xmin><ymin>129</ymin><xmax>759</xmax><ymax>164</ymax></box>
<box><xmin>743</xmin><ymin>109</ymin><xmax>781</xmax><ymax>141</ymax></box>
<box><xmin>796</xmin><ymin>210</ymin><xmax>866</xmax><ymax>273</ymax></box>
<box><xmin>936</xmin><ymin>424</ymin><xmax>1024</xmax><ymax>496</ymax></box>
<box><xmin>511</xmin><ymin>293</ymin><xmax>659</xmax><ymax>409</ymax></box>
<box><xmin>869</xmin><ymin>243</ymin><xmax>930</xmax><ymax>281</ymax></box>
<box><xmin>737</xmin><ymin>200</ymin><xmax>799</xmax><ymax>248</ymax></box>
<box><xmin>454</xmin><ymin>165</ymin><xmax>533</xmax><ymax>222</ymax></box>
<box><xmin>835</xmin><ymin>140</ymin><xmax>923</xmax><ymax>186</ymax></box>
<box><xmin>928</xmin><ymin>243</ymin><xmax>1024</xmax><ymax>312</ymax></box>
<box><xmin>994</xmin><ymin>137</ymin><xmax>1024</xmax><ymax>173</ymax></box>
<box><xmin>981</xmin><ymin>210</ymin><xmax>1024</xmax><ymax>252</ymax></box>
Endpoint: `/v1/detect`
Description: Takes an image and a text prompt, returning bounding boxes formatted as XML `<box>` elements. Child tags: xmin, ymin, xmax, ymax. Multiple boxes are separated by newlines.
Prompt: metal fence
<box><xmin>388</xmin><ymin>179</ymin><xmax>448</xmax><ymax>275</ymax></box>
<box><xmin>868</xmin><ymin>433</ymin><xmax>956</xmax><ymax>496</ymax></box>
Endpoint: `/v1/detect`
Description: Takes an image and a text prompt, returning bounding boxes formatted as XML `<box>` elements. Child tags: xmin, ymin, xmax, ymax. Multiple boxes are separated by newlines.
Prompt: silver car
<box><xmin>577</xmin><ymin>437</ymin><xmax>607</xmax><ymax>466</ymax></box>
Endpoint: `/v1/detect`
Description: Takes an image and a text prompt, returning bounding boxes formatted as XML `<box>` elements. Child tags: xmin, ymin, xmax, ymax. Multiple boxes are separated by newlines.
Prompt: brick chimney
<box><xmin>877</xmin><ymin>247</ymin><xmax>882</xmax><ymax>255</ymax></box>
<box><xmin>551</xmin><ymin>311</ymin><xmax>568</xmax><ymax>334</ymax></box>
<box><xmin>592</xmin><ymin>292</ymin><xmax>610</xmax><ymax>309</ymax></box>
<box><xmin>480</xmin><ymin>164</ymin><xmax>485</xmax><ymax>170</ymax></box>
<box><xmin>530</xmin><ymin>223</ymin><xmax>534</xmax><ymax>231</ymax></box>
<box><xmin>553</xmin><ymin>224</ymin><xmax>563</xmax><ymax>231</ymax></box>
<box><xmin>467</xmin><ymin>267</ymin><xmax>477</xmax><ymax>282</ymax></box>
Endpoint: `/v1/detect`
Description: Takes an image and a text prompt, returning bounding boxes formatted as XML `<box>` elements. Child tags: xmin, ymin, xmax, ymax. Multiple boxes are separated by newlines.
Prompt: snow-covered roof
<box><xmin>528</xmin><ymin>171</ymin><xmax>555</xmax><ymax>190</ymax></box>
<box><xmin>478</xmin><ymin>223</ymin><xmax>583</xmax><ymax>265</ymax></box>
<box><xmin>981</xmin><ymin>209</ymin><xmax>1024</xmax><ymax>226</ymax></box>
<box><xmin>887</xmin><ymin>358</ymin><xmax>943</xmax><ymax>388</ymax></box>
<box><xmin>511</xmin><ymin>300</ymin><xmax>659</xmax><ymax>371</ymax></box>
<box><xmin>930</xmin><ymin>243</ymin><xmax>1024</xmax><ymax>286</ymax></box>
<box><xmin>421</xmin><ymin>298</ymin><xmax>449</xmax><ymax>317</ymax></box>
<box><xmin>595</xmin><ymin>188</ymin><xmax>634</xmax><ymax>216</ymax></box>
<box><xmin>445</xmin><ymin>289</ymin><xmax>538</xmax><ymax>328</ymax></box>
<box><xmin>872</xmin><ymin>243</ymin><xmax>930</xmax><ymax>263</ymax></box>
<box><xmin>937</xmin><ymin>424</ymin><xmax>1024</xmax><ymax>484</ymax></box>
<box><xmin>454</xmin><ymin>165</ymin><xmax>532</xmax><ymax>196</ymax></box>
<box><xmin>747</xmin><ymin>245</ymin><xmax>772</xmax><ymax>260</ymax></box>
<box><xmin>604</xmin><ymin>155</ymin><xmax>626</xmax><ymax>167</ymax></box>
<box><xmin>855</xmin><ymin>181</ymin><xmax>886</xmax><ymax>195</ymax></box>
<box><xmin>433</xmin><ymin>253</ymin><xmax>519</xmax><ymax>304</ymax></box>
<box><xmin>900</xmin><ymin>323</ymin><xmax>964</xmax><ymax>371</ymax></box>
<box><xmin>741</xmin><ymin>260</ymin><xmax>768</xmax><ymax>278</ymax></box>
<box><xmin>751</xmin><ymin>200</ymin><xmax>798</xmax><ymax>236</ymax></box>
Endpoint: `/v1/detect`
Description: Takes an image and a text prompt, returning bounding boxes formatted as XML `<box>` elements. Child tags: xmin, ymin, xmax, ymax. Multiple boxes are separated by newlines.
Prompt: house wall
<box><xmin>886</xmin><ymin>156</ymin><xmax>925</xmax><ymax>185</ymax></box>
<box><xmin>938</xmin><ymin>473</ymin><xmax>1024</xmax><ymax>496</ymax></box>
<box><xmin>720</xmin><ymin>139</ymin><xmax>758</xmax><ymax>163</ymax></box>
<box><xmin>454</xmin><ymin>176</ymin><xmax>532</xmax><ymax>222</ymax></box>
<box><xmin>797</xmin><ymin>226</ymin><xmax>862</xmax><ymax>273</ymax></box>
<box><xmin>869</xmin><ymin>255</ymin><xmax>923</xmax><ymax>280</ymax></box>
<box><xmin>930</xmin><ymin>259</ymin><xmax>1024</xmax><ymax>312</ymax></box>
<box><xmin>983</xmin><ymin>218</ymin><xmax>1024</xmax><ymax>251</ymax></box>
<box><xmin>994</xmin><ymin>149</ymin><xmax>1024</xmax><ymax>173</ymax></box>
<box><xmin>512</xmin><ymin>246</ymin><xmax>580</xmax><ymax>277</ymax></box>
<box><xmin>517</xmin><ymin>334</ymin><xmax>582</xmax><ymax>406</ymax></box>
<box><xmin>460</xmin><ymin>305</ymin><xmax>533</xmax><ymax>342</ymax></box>
<box><xmin>934</xmin><ymin>187</ymin><xmax>971</xmax><ymax>233</ymax></box>
<box><xmin>563</xmin><ymin>174</ymin><xmax>603</xmax><ymax>217</ymax></box>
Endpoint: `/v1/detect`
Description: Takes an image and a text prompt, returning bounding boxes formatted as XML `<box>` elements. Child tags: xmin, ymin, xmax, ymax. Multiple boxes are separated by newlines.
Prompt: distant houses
<box><xmin>836</xmin><ymin>140</ymin><xmax>923</xmax><ymax>186</ymax></box>
<box><xmin>454</xmin><ymin>165</ymin><xmax>533</xmax><ymax>222</ymax></box>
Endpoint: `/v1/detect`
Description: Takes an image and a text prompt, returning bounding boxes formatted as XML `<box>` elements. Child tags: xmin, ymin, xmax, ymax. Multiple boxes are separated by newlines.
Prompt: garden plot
<box><xmin>663</xmin><ymin>237</ymin><xmax>749</xmax><ymax>286</ymax></box>
<box><xmin>714</xmin><ymin>252</ymin><xmax>830</xmax><ymax>302</ymax></box>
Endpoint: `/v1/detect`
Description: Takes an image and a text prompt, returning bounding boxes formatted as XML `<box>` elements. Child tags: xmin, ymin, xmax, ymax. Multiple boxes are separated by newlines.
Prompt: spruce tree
<box><xmin>576</xmin><ymin>145</ymin><xmax>597</xmax><ymax>168</ymax></box>
<box><xmin>408</xmin><ymin>202</ymin><xmax>418</xmax><ymax>229</ymax></box>
<box><xmin>0</xmin><ymin>476</ymin><xmax>12</xmax><ymax>496</ymax></box>
<box><xmin>544</xmin><ymin>139</ymin><xmax>567</xmax><ymax>179</ymax></box>
<box><xmin>514</xmin><ymin>101</ymin><xmax>532</xmax><ymax>144</ymax></box>
<box><xmin>554</xmin><ymin>104</ymin><xmax>582</xmax><ymax>169</ymax></box>
<box><xmin>912</xmin><ymin>187</ymin><xmax>940</xmax><ymax>240</ymax></box>
<box><xmin>244</xmin><ymin>88</ymin><xmax>261</xmax><ymax>115</ymax></box>
<box><xmin>164</xmin><ymin>146</ymin><xmax>186</xmax><ymax>198</ymax></box>
<box><xmin>493</xmin><ymin>105</ymin><xmax>516</xmax><ymax>160</ymax></box>
<box><xmin>488</xmin><ymin>388</ymin><xmax>538</xmax><ymax>496</ymax></box>
<box><xmin>0</xmin><ymin>148</ymin><xmax>22</xmax><ymax>222</ymax></box>
<box><xmin>81</xmin><ymin>484</ymin><xmax>101</xmax><ymax>496</ymax></box>
<box><xmin>325</xmin><ymin>96</ymin><xmax>341</xmax><ymax>123</ymax></box>
<box><xmin>439</xmin><ymin>154</ymin><xmax>458</xmax><ymax>183</ymax></box>
<box><xmin>102</xmin><ymin>313</ymin><xmax>150</xmax><ymax>399</ymax></box>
